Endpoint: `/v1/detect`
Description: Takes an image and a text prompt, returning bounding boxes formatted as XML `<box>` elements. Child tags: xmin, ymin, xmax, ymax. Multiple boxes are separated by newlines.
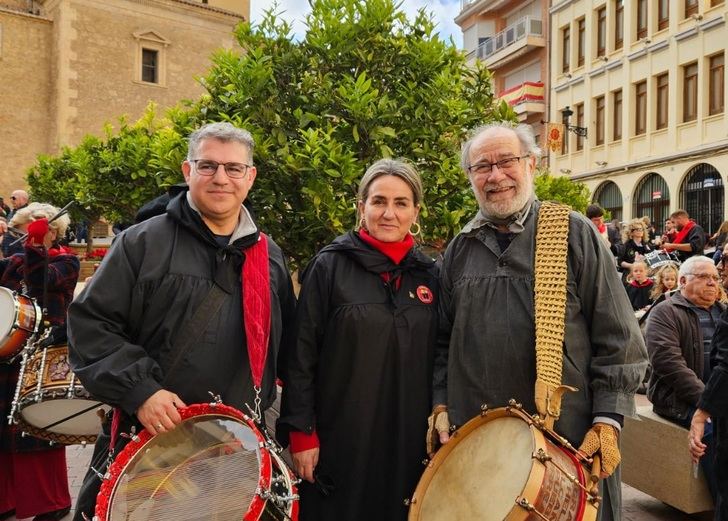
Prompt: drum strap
<box><xmin>533</xmin><ymin>202</ymin><xmax>576</xmax><ymax>430</ymax></box>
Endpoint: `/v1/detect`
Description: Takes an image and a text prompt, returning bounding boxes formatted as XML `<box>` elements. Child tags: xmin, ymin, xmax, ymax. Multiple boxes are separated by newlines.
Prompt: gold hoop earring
<box><xmin>359</xmin><ymin>218</ymin><xmax>367</xmax><ymax>231</ymax></box>
<box><xmin>409</xmin><ymin>222</ymin><xmax>421</xmax><ymax>236</ymax></box>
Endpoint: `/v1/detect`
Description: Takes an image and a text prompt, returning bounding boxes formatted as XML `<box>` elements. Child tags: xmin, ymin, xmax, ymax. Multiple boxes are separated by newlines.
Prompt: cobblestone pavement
<box><xmin>7</xmin><ymin>398</ymin><xmax>716</xmax><ymax>520</ymax></box>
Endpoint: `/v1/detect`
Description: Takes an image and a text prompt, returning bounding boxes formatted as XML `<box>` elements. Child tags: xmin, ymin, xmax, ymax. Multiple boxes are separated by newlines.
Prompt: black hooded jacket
<box><xmin>68</xmin><ymin>191</ymin><xmax>296</xmax><ymax>416</ymax></box>
<box><xmin>277</xmin><ymin>231</ymin><xmax>438</xmax><ymax>521</ymax></box>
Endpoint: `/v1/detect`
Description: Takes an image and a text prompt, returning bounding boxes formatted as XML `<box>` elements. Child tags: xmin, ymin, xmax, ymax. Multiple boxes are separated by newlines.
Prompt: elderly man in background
<box><xmin>0</xmin><ymin>190</ymin><xmax>30</xmax><ymax>258</ymax></box>
<box><xmin>646</xmin><ymin>255</ymin><xmax>724</xmax><ymax>504</ymax></box>
<box><xmin>430</xmin><ymin>122</ymin><xmax>647</xmax><ymax>520</ymax></box>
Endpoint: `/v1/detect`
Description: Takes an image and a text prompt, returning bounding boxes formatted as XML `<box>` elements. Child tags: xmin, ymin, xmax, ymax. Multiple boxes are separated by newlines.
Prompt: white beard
<box><xmin>471</xmin><ymin>171</ymin><xmax>534</xmax><ymax>220</ymax></box>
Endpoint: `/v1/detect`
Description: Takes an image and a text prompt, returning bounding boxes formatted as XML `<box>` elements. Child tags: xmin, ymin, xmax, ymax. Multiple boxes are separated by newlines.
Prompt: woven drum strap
<box><xmin>534</xmin><ymin>202</ymin><xmax>572</xmax><ymax>426</ymax></box>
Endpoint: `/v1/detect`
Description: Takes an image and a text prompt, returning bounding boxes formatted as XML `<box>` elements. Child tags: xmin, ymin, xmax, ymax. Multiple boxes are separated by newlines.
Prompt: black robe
<box><xmin>277</xmin><ymin>231</ymin><xmax>438</xmax><ymax>521</ymax></box>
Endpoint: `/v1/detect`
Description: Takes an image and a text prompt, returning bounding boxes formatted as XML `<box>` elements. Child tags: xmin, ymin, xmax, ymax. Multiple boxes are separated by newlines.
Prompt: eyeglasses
<box><xmin>686</xmin><ymin>273</ymin><xmax>721</xmax><ymax>282</ymax></box>
<box><xmin>10</xmin><ymin>196</ymin><xmax>16</xmax><ymax>200</ymax></box>
<box><xmin>467</xmin><ymin>155</ymin><xmax>529</xmax><ymax>176</ymax></box>
<box><xmin>191</xmin><ymin>159</ymin><xmax>252</xmax><ymax>179</ymax></box>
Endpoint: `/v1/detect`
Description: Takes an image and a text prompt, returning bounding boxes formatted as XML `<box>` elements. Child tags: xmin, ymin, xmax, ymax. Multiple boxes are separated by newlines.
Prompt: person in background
<box><xmin>646</xmin><ymin>256</ymin><xmax>724</xmax><ymax>505</ymax></box>
<box><xmin>0</xmin><ymin>190</ymin><xmax>30</xmax><ymax>258</ymax></box>
<box><xmin>690</xmin><ymin>307</ymin><xmax>728</xmax><ymax>521</ymax></box>
<box><xmin>650</xmin><ymin>263</ymin><xmax>679</xmax><ymax>304</ymax></box>
<box><xmin>625</xmin><ymin>260</ymin><xmax>654</xmax><ymax>312</ymax></box>
<box><xmin>712</xmin><ymin>220</ymin><xmax>728</xmax><ymax>265</ymax></box>
<box><xmin>661</xmin><ymin>218</ymin><xmax>677</xmax><ymax>245</ymax></box>
<box><xmin>663</xmin><ymin>209</ymin><xmax>705</xmax><ymax>263</ymax></box>
<box><xmin>0</xmin><ymin>203</ymin><xmax>78</xmax><ymax>521</ymax></box>
<box><xmin>618</xmin><ymin>218</ymin><xmax>653</xmax><ymax>279</ymax></box>
<box><xmin>0</xmin><ymin>198</ymin><xmax>9</xmax><ymax>218</ymax></box>
<box><xmin>586</xmin><ymin>204</ymin><xmax>610</xmax><ymax>247</ymax></box>
<box><xmin>642</xmin><ymin>216</ymin><xmax>657</xmax><ymax>246</ymax></box>
<box><xmin>277</xmin><ymin>159</ymin><xmax>438</xmax><ymax>521</ymax></box>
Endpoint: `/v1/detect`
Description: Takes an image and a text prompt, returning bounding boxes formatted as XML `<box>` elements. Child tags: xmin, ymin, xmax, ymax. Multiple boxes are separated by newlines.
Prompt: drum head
<box><xmin>0</xmin><ymin>287</ymin><xmax>17</xmax><ymax>337</ymax></box>
<box><xmin>101</xmin><ymin>406</ymin><xmax>268</xmax><ymax>521</ymax></box>
<box><xmin>416</xmin><ymin>416</ymin><xmax>534</xmax><ymax>520</ymax></box>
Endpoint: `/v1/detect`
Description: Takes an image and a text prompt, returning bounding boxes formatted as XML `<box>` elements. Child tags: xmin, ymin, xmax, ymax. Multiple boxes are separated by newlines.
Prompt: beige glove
<box><xmin>578</xmin><ymin>423</ymin><xmax>621</xmax><ymax>477</ymax></box>
<box><xmin>426</xmin><ymin>405</ymin><xmax>450</xmax><ymax>456</ymax></box>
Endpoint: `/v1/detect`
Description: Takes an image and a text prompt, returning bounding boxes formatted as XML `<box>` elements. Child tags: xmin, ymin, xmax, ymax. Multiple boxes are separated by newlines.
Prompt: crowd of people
<box><xmin>0</xmin><ymin>121</ymin><xmax>724</xmax><ymax>521</ymax></box>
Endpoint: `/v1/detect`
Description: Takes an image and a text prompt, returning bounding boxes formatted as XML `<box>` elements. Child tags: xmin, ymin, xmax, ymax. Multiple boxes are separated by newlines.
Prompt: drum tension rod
<box><xmin>515</xmin><ymin>497</ymin><xmax>552</xmax><ymax>521</ymax></box>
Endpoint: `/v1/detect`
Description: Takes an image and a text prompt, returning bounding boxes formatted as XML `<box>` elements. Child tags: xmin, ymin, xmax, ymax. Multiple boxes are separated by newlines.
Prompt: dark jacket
<box><xmin>68</xmin><ymin>191</ymin><xmax>296</xmax><ymax>416</ymax></box>
<box><xmin>701</xmin><ymin>309</ymin><xmax>728</xmax><ymax>416</ymax></box>
<box><xmin>1</xmin><ymin>245</ymin><xmax>80</xmax><ymax>452</ymax></box>
<box><xmin>618</xmin><ymin>239</ymin><xmax>653</xmax><ymax>270</ymax></box>
<box><xmin>675</xmin><ymin>223</ymin><xmax>706</xmax><ymax>262</ymax></box>
<box><xmin>277</xmin><ymin>231</ymin><xmax>438</xmax><ymax>521</ymax></box>
<box><xmin>646</xmin><ymin>292</ymin><xmax>725</xmax><ymax>420</ymax></box>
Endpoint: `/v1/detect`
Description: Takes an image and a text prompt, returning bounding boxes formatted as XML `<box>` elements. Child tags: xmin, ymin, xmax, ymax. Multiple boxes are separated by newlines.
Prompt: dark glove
<box><xmin>26</xmin><ymin>218</ymin><xmax>49</xmax><ymax>245</ymax></box>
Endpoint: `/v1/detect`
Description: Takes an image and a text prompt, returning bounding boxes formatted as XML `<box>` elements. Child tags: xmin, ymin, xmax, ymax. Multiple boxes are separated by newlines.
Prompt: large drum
<box><xmin>643</xmin><ymin>249</ymin><xmax>680</xmax><ymax>270</ymax></box>
<box><xmin>0</xmin><ymin>287</ymin><xmax>41</xmax><ymax>362</ymax></box>
<box><xmin>409</xmin><ymin>403</ymin><xmax>599</xmax><ymax>521</ymax></box>
<box><xmin>15</xmin><ymin>344</ymin><xmax>109</xmax><ymax>444</ymax></box>
<box><xmin>95</xmin><ymin>402</ymin><xmax>299</xmax><ymax>521</ymax></box>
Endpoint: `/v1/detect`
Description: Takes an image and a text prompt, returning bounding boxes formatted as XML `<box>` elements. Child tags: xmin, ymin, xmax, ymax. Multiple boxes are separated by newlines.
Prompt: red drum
<box><xmin>0</xmin><ymin>287</ymin><xmax>41</xmax><ymax>362</ymax></box>
<box><xmin>409</xmin><ymin>403</ymin><xmax>599</xmax><ymax>521</ymax></box>
<box><xmin>96</xmin><ymin>402</ymin><xmax>299</xmax><ymax>521</ymax></box>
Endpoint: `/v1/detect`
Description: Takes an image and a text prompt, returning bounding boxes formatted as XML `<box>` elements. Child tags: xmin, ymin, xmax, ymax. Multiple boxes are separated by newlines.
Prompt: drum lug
<box><xmin>507</xmin><ymin>399</ymin><xmax>524</xmax><ymax>411</ymax></box>
<box><xmin>515</xmin><ymin>497</ymin><xmax>550</xmax><ymax>521</ymax></box>
<box><xmin>421</xmin><ymin>458</ymin><xmax>429</xmax><ymax>466</ymax></box>
<box><xmin>479</xmin><ymin>403</ymin><xmax>489</xmax><ymax>416</ymax></box>
<box><xmin>208</xmin><ymin>391</ymin><xmax>222</xmax><ymax>406</ymax></box>
<box><xmin>532</xmin><ymin>448</ymin><xmax>551</xmax><ymax>465</ymax></box>
<box><xmin>404</xmin><ymin>497</ymin><xmax>414</xmax><ymax>506</ymax></box>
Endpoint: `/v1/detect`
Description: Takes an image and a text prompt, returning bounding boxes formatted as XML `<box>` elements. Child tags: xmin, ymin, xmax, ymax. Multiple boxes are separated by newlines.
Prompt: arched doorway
<box><xmin>680</xmin><ymin>163</ymin><xmax>724</xmax><ymax>235</ymax></box>
<box><xmin>593</xmin><ymin>181</ymin><xmax>623</xmax><ymax>221</ymax></box>
<box><xmin>633</xmin><ymin>173</ymin><xmax>670</xmax><ymax>233</ymax></box>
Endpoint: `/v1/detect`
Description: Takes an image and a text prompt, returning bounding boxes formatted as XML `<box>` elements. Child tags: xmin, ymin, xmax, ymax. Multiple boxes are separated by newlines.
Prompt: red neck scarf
<box><xmin>629</xmin><ymin>278</ymin><xmax>653</xmax><ymax>288</ymax></box>
<box><xmin>358</xmin><ymin>229</ymin><xmax>414</xmax><ymax>265</ymax></box>
<box><xmin>673</xmin><ymin>220</ymin><xmax>696</xmax><ymax>245</ymax></box>
<box><xmin>596</xmin><ymin>222</ymin><xmax>606</xmax><ymax>234</ymax></box>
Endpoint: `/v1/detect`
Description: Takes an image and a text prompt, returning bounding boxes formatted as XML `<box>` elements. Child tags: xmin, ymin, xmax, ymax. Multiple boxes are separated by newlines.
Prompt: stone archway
<box><xmin>593</xmin><ymin>181</ymin><xmax>623</xmax><ymax>221</ymax></box>
<box><xmin>633</xmin><ymin>173</ymin><xmax>670</xmax><ymax>234</ymax></box>
<box><xmin>679</xmin><ymin>163</ymin><xmax>724</xmax><ymax>235</ymax></box>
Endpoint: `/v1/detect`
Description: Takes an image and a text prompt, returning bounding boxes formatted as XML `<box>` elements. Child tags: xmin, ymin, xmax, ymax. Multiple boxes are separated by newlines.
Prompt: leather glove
<box><xmin>578</xmin><ymin>423</ymin><xmax>621</xmax><ymax>477</ymax></box>
<box><xmin>26</xmin><ymin>218</ymin><xmax>49</xmax><ymax>245</ymax></box>
<box><xmin>426</xmin><ymin>405</ymin><xmax>450</xmax><ymax>456</ymax></box>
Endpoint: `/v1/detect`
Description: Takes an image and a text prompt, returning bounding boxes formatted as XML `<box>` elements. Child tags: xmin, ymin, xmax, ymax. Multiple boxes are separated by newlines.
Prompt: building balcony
<box><xmin>467</xmin><ymin>16</ymin><xmax>545</xmax><ymax>70</ymax></box>
<box><xmin>498</xmin><ymin>81</ymin><xmax>545</xmax><ymax>120</ymax></box>
<box><xmin>457</xmin><ymin>0</ymin><xmax>514</xmax><ymax>23</ymax></box>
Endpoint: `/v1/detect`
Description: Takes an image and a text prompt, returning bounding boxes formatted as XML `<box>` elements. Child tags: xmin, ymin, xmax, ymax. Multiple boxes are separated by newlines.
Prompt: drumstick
<box><xmin>9</xmin><ymin>201</ymin><xmax>76</xmax><ymax>246</ymax></box>
<box><xmin>590</xmin><ymin>454</ymin><xmax>601</xmax><ymax>491</ymax></box>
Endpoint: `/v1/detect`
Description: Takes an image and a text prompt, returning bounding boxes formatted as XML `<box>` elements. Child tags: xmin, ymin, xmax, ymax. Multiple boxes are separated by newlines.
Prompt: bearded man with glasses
<box><xmin>67</xmin><ymin>122</ymin><xmax>296</xmax><ymax>520</ymax></box>
<box><xmin>429</xmin><ymin>122</ymin><xmax>647</xmax><ymax>520</ymax></box>
<box><xmin>646</xmin><ymin>255</ymin><xmax>724</xmax><ymax>506</ymax></box>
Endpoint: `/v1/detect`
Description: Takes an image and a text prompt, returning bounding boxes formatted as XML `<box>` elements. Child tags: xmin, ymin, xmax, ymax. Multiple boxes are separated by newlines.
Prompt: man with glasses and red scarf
<box><xmin>663</xmin><ymin>209</ymin><xmax>705</xmax><ymax>262</ymax></box>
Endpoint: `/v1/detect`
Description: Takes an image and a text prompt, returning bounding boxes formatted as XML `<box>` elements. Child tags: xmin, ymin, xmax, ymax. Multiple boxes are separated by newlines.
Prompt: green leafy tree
<box><xmin>26</xmin><ymin>0</ymin><xmax>511</xmax><ymax>268</ymax></box>
<box><xmin>534</xmin><ymin>168</ymin><xmax>591</xmax><ymax>213</ymax></box>
<box><xmin>177</xmin><ymin>0</ymin><xmax>508</xmax><ymax>267</ymax></box>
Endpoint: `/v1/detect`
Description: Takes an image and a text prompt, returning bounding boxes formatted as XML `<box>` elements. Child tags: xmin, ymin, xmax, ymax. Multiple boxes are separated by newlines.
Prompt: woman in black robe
<box><xmin>277</xmin><ymin>159</ymin><xmax>438</xmax><ymax>521</ymax></box>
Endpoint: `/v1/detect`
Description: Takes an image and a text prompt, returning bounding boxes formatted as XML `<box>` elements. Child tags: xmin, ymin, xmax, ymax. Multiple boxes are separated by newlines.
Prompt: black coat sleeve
<box><xmin>67</xmin><ymin>232</ymin><xmax>164</xmax><ymax>415</ymax></box>
<box><xmin>700</xmin><ymin>309</ymin><xmax>728</xmax><ymax>416</ymax></box>
<box><xmin>276</xmin><ymin>253</ymin><xmax>331</xmax><ymax>445</ymax></box>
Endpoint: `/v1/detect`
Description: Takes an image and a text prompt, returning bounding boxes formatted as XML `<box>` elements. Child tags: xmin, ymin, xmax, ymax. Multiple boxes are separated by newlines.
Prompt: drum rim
<box><xmin>408</xmin><ymin>406</ymin><xmax>548</xmax><ymax>521</ymax></box>
<box><xmin>95</xmin><ymin>402</ymin><xmax>272</xmax><ymax>521</ymax></box>
<box><xmin>0</xmin><ymin>289</ymin><xmax>41</xmax><ymax>360</ymax></box>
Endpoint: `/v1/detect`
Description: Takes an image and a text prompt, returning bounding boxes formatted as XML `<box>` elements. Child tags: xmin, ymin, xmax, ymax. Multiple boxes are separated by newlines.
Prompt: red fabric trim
<box><xmin>242</xmin><ymin>234</ymin><xmax>271</xmax><ymax>388</ymax></box>
<box><xmin>629</xmin><ymin>279</ymin><xmax>653</xmax><ymax>288</ymax></box>
<box><xmin>673</xmin><ymin>220</ymin><xmax>696</xmax><ymax>245</ymax></box>
<box><xmin>597</xmin><ymin>223</ymin><xmax>606</xmax><ymax>234</ymax></box>
<box><xmin>289</xmin><ymin>430</ymin><xmax>320</xmax><ymax>453</ymax></box>
<box><xmin>48</xmin><ymin>245</ymin><xmax>74</xmax><ymax>257</ymax></box>
<box><xmin>358</xmin><ymin>229</ymin><xmax>414</xmax><ymax>265</ymax></box>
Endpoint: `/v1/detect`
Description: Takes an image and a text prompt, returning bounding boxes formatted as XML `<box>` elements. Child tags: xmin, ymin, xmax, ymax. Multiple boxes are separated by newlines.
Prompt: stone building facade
<box><xmin>550</xmin><ymin>0</ymin><xmax>727</xmax><ymax>234</ymax></box>
<box><xmin>0</xmin><ymin>0</ymin><xmax>246</xmax><ymax>198</ymax></box>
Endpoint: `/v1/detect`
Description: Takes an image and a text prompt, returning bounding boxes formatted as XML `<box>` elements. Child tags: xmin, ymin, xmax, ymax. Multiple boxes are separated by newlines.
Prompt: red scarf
<box><xmin>242</xmin><ymin>234</ymin><xmax>270</xmax><ymax>390</ymax></box>
<box><xmin>48</xmin><ymin>245</ymin><xmax>74</xmax><ymax>257</ymax></box>
<box><xmin>672</xmin><ymin>220</ymin><xmax>696</xmax><ymax>245</ymax></box>
<box><xmin>629</xmin><ymin>278</ymin><xmax>653</xmax><ymax>288</ymax></box>
<box><xmin>596</xmin><ymin>222</ymin><xmax>606</xmax><ymax>234</ymax></box>
<box><xmin>358</xmin><ymin>229</ymin><xmax>414</xmax><ymax>265</ymax></box>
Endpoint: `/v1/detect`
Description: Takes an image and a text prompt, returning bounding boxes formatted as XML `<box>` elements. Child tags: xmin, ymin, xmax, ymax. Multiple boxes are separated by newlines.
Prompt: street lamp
<box><xmin>561</xmin><ymin>106</ymin><xmax>588</xmax><ymax>138</ymax></box>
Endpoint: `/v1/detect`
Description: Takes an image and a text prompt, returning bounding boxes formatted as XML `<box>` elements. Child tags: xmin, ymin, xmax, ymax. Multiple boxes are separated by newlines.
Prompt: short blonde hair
<box><xmin>622</xmin><ymin>218</ymin><xmax>648</xmax><ymax>243</ymax></box>
<box><xmin>9</xmin><ymin>202</ymin><xmax>71</xmax><ymax>237</ymax></box>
